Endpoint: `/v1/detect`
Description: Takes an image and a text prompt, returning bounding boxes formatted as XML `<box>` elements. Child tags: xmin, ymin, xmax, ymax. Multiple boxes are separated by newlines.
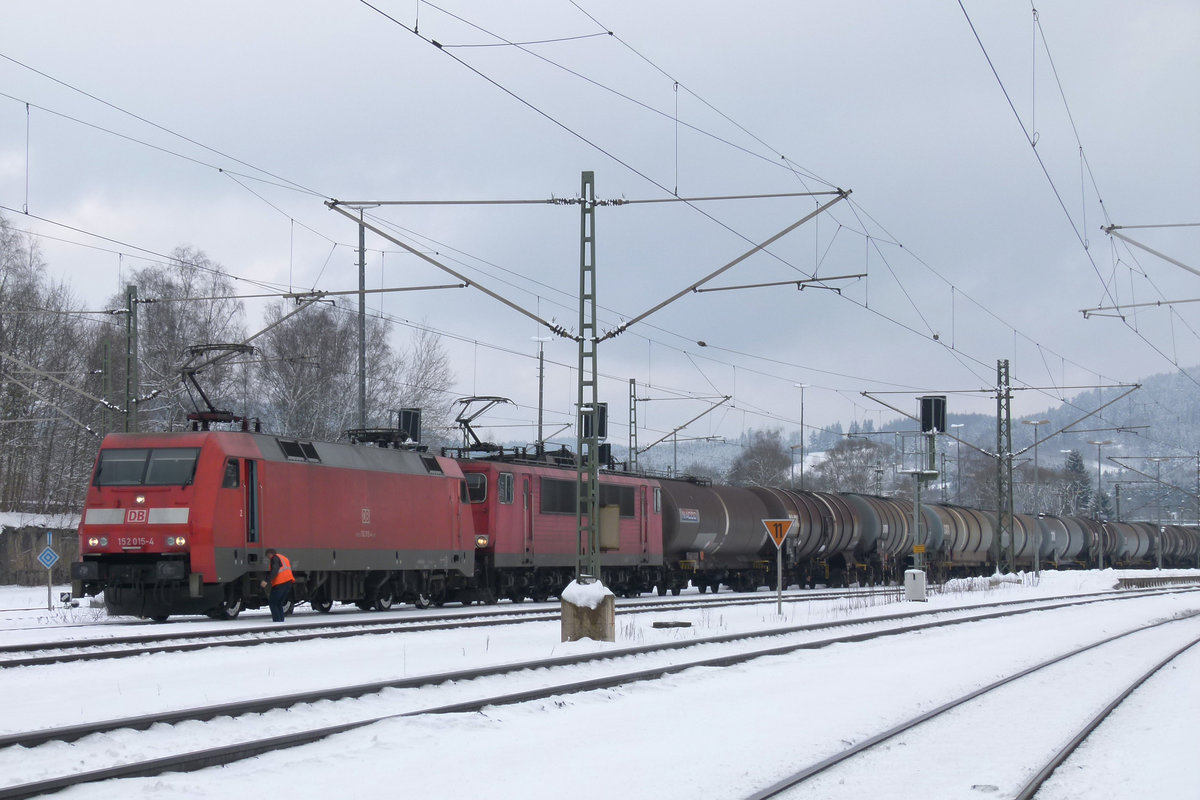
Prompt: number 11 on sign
<box><xmin>762</xmin><ymin>519</ymin><xmax>794</xmax><ymax>614</ymax></box>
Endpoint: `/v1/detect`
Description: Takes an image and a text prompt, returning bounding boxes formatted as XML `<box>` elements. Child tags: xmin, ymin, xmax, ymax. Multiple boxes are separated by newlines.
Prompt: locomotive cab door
<box><xmin>245</xmin><ymin>459</ymin><xmax>260</xmax><ymax>546</ymax></box>
<box><xmin>215</xmin><ymin>456</ymin><xmax>260</xmax><ymax>581</ymax></box>
<box><xmin>523</xmin><ymin>476</ymin><xmax>533</xmax><ymax>556</ymax></box>
<box><xmin>639</xmin><ymin>485</ymin><xmax>649</xmax><ymax>554</ymax></box>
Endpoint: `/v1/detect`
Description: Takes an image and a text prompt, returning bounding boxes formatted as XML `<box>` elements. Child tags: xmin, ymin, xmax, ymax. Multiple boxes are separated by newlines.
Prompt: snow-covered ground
<box><xmin>1</xmin><ymin>570</ymin><xmax>1197</xmax><ymax>799</ymax></box>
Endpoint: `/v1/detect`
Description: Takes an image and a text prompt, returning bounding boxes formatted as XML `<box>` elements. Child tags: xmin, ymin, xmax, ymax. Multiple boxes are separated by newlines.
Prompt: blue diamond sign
<box><xmin>37</xmin><ymin>546</ymin><xmax>59</xmax><ymax>570</ymax></box>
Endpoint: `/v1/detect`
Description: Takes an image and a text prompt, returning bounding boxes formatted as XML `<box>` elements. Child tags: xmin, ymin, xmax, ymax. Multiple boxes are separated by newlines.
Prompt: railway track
<box><xmin>1011</xmin><ymin>635</ymin><xmax>1199</xmax><ymax>799</ymax></box>
<box><xmin>1</xmin><ymin>588</ymin><xmax>1194</xmax><ymax>798</ymax></box>
<box><xmin>745</xmin><ymin>611</ymin><xmax>1200</xmax><ymax>799</ymax></box>
<box><xmin>0</xmin><ymin>586</ymin><xmax>905</xmax><ymax>668</ymax></box>
<box><xmin>0</xmin><ymin>582</ymin><xmax>1172</xmax><ymax>670</ymax></box>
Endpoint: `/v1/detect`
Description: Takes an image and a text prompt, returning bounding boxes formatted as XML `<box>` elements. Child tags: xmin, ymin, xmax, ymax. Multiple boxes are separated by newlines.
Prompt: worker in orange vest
<box><xmin>260</xmin><ymin>548</ymin><xmax>295</xmax><ymax>622</ymax></box>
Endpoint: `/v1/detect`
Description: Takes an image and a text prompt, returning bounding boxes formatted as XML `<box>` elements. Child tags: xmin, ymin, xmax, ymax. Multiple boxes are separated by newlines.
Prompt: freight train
<box><xmin>71</xmin><ymin>427</ymin><xmax>1200</xmax><ymax>620</ymax></box>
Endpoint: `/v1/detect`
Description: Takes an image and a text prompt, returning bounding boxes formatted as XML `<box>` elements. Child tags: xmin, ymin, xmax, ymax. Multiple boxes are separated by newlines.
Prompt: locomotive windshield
<box><xmin>94</xmin><ymin>447</ymin><xmax>201</xmax><ymax>487</ymax></box>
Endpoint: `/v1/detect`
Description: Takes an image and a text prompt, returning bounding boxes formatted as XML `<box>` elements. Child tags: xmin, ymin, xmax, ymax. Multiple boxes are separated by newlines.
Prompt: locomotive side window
<box><xmin>222</xmin><ymin>458</ymin><xmax>240</xmax><ymax>488</ymax></box>
<box><xmin>539</xmin><ymin>478</ymin><xmax>575</xmax><ymax>514</ymax></box>
<box><xmin>465</xmin><ymin>473</ymin><xmax>487</xmax><ymax>503</ymax></box>
<box><xmin>94</xmin><ymin>448</ymin><xmax>200</xmax><ymax>486</ymax></box>
<box><xmin>498</xmin><ymin>472</ymin><xmax>514</xmax><ymax>504</ymax></box>
<box><xmin>654</xmin><ymin>487</ymin><xmax>661</xmax><ymax>514</ymax></box>
<box><xmin>599</xmin><ymin>484</ymin><xmax>635</xmax><ymax>517</ymax></box>
<box><xmin>539</xmin><ymin>478</ymin><xmax>635</xmax><ymax>518</ymax></box>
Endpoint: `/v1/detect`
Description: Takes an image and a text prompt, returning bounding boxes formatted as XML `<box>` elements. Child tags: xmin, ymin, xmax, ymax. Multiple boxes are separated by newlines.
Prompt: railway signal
<box><xmin>39</xmin><ymin>531</ymin><xmax>59</xmax><ymax>611</ymax></box>
<box><xmin>762</xmin><ymin>519</ymin><xmax>795</xmax><ymax>614</ymax></box>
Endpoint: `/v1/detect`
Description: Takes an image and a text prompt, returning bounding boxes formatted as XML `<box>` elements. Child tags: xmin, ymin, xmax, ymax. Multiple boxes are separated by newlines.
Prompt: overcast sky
<box><xmin>2</xmin><ymin>1</ymin><xmax>1197</xmax><ymax>453</ymax></box>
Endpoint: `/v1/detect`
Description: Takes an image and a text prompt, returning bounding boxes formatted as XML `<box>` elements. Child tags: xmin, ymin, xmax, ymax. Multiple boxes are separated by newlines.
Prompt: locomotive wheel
<box><xmin>216</xmin><ymin>595</ymin><xmax>243</xmax><ymax>621</ymax></box>
<box><xmin>529</xmin><ymin>588</ymin><xmax>548</xmax><ymax>603</ymax></box>
<box><xmin>696</xmin><ymin>583</ymin><xmax>706</xmax><ymax>594</ymax></box>
<box><xmin>413</xmin><ymin>593</ymin><xmax>432</xmax><ymax>609</ymax></box>
<box><xmin>656</xmin><ymin>584</ymin><xmax>667</xmax><ymax>597</ymax></box>
<box><xmin>508</xmin><ymin>592</ymin><xmax>525</xmax><ymax>603</ymax></box>
<box><xmin>282</xmin><ymin>598</ymin><xmax>295</xmax><ymax>616</ymax></box>
<box><xmin>373</xmin><ymin>592</ymin><xmax>395</xmax><ymax>611</ymax></box>
<box><xmin>671</xmin><ymin>586</ymin><xmax>681</xmax><ymax>596</ymax></box>
<box><xmin>311</xmin><ymin>593</ymin><xmax>333</xmax><ymax>613</ymax></box>
<box><xmin>150</xmin><ymin>615</ymin><xmax>170</xmax><ymax>623</ymax></box>
<box><xmin>355</xmin><ymin>600</ymin><xmax>372</xmax><ymax>611</ymax></box>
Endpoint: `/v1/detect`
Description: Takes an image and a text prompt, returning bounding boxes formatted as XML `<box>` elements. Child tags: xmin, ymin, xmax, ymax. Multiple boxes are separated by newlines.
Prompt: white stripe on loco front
<box><xmin>149</xmin><ymin>508</ymin><xmax>189</xmax><ymax>524</ymax></box>
<box><xmin>83</xmin><ymin>509</ymin><xmax>125</xmax><ymax>525</ymax></box>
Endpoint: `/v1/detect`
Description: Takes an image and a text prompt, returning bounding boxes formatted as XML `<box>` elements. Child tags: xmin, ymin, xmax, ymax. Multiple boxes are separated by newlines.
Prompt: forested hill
<box><xmin>1045</xmin><ymin>367</ymin><xmax>1200</xmax><ymax>458</ymax></box>
<box><xmin>803</xmin><ymin>366</ymin><xmax>1200</xmax><ymax>461</ymax></box>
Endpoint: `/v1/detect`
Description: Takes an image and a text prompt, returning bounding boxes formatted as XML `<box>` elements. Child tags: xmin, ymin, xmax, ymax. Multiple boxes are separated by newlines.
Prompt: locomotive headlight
<box><xmin>167</xmin><ymin>536</ymin><xmax>187</xmax><ymax>547</ymax></box>
<box><xmin>88</xmin><ymin>537</ymin><xmax>99</xmax><ymax>547</ymax></box>
<box><xmin>135</xmin><ymin>495</ymin><xmax>146</xmax><ymax>505</ymax></box>
<box><xmin>474</xmin><ymin>535</ymin><xmax>490</xmax><ymax>548</ymax></box>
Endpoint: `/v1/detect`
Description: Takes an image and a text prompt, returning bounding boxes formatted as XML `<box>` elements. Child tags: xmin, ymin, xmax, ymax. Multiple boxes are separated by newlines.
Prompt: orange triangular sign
<box><xmin>762</xmin><ymin>518</ymin><xmax>794</xmax><ymax>548</ymax></box>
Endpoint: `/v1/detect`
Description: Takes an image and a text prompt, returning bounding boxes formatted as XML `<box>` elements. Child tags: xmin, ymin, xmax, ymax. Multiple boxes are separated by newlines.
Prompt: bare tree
<box><xmin>250</xmin><ymin>303</ymin><xmax>454</xmax><ymax>442</ymax></box>
<box><xmin>727</xmin><ymin>429</ymin><xmax>790</xmax><ymax>487</ymax></box>
<box><xmin>680</xmin><ymin>460</ymin><xmax>724</xmax><ymax>485</ymax></box>
<box><xmin>393</xmin><ymin>323</ymin><xmax>455</xmax><ymax>441</ymax></box>
<box><xmin>111</xmin><ymin>247</ymin><xmax>246</xmax><ymax>430</ymax></box>
<box><xmin>0</xmin><ymin>213</ymin><xmax>97</xmax><ymax>512</ymax></box>
<box><xmin>807</xmin><ymin>437</ymin><xmax>895</xmax><ymax>494</ymax></box>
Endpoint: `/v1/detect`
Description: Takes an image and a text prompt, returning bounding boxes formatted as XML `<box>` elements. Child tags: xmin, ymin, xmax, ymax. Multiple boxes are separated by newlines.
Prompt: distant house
<box><xmin>0</xmin><ymin>514</ymin><xmax>80</xmax><ymax>585</ymax></box>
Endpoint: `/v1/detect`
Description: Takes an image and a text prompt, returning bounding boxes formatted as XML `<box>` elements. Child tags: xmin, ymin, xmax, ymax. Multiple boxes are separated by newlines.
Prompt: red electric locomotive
<box><xmin>71</xmin><ymin>430</ymin><xmax>478</xmax><ymax>620</ymax></box>
<box><xmin>457</xmin><ymin>455</ymin><xmax>665</xmax><ymax>601</ymax></box>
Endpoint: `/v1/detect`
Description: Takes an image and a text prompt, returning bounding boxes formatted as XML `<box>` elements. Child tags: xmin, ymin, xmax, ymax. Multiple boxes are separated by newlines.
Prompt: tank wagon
<box><xmin>72</xmin><ymin>431</ymin><xmax>1200</xmax><ymax>620</ymax></box>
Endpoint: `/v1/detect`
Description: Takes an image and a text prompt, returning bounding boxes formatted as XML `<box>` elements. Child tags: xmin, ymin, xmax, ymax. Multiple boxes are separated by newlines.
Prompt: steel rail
<box><xmin>0</xmin><ymin>584</ymin><xmax>1175</xmax><ymax>669</ymax></box>
<box><xmin>1013</xmin><ymin>633</ymin><xmax>1200</xmax><ymax>800</ymax></box>
<box><xmin>744</xmin><ymin>610</ymin><xmax>1200</xmax><ymax>800</ymax></box>
<box><xmin>0</xmin><ymin>588</ymin><xmax>1190</xmax><ymax>757</ymax></box>
<box><xmin>1</xmin><ymin>592</ymin><xmax>1195</xmax><ymax>799</ymax></box>
<box><xmin>4</xmin><ymin>591</ymin><xmax>1195</xmax><ymax>800</ymax></box>
<box><xmin>0</xmin><ymin>587</ymin><xmax>906</xmax><ymax>668</ymax></box>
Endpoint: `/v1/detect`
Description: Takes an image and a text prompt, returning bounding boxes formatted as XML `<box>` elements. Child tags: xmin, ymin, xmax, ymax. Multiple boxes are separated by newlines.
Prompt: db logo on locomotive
<box><xmin>124</xmin><ymin>508</ymin><xmax>149</xmax><ymax>524</ymax></box>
